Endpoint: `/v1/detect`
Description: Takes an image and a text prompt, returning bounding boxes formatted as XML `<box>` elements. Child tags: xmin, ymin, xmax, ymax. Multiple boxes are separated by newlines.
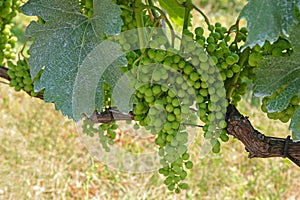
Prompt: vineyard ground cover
<box><xmin>1</xmin><ymin>84</ymin><xmax>299</xmax><ymax>199</ymax></box>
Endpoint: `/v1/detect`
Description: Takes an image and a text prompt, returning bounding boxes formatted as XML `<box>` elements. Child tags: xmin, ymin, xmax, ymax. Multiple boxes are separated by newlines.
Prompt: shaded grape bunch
<box><xmin>7</xmin><ymin>59</ymin><xmax>43</xmax><ymax>96</ymax></box>
<box><xmin>79</xmin><ymin>0</ymin><xmax>93</xmax><ymax>18</ymax></box>
<box><xmin>261</xmin><ymin>93</ymin><xmax>299</xmax><ymax>123</ymax></box>
<box><xmin>82</xmin><ymin>118</ymin><xmax>118</xmax><ymax>152</ymax></box>
<box><xmin>248</xmin><ymin>37</ymin><xmax>293</xmax><ymax>68</ymax></box>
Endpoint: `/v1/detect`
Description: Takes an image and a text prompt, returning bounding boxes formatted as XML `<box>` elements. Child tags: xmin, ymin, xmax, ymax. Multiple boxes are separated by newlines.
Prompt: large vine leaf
<box><xmin>239</xmin><ymin>0</ymin><xmax>300</xmax><ymax>48</ymax></box>
<box><xmin>290</xmin><ymin>109</ymin><xmax>300</xmax><ymax>141</ymax></box>
<box><xmin>254</xmin><ymin>25</ymin><xmax>300</xmax><ymax>140</ymax></box>
<box><xmin>21</xmin><ymin>0</ymin><xmax>123</xmax><ymax>119</ymax></box>
<box><xmin>72</xmin><ymin>42</ymin><xmax>127</xmax><ymax>121</ymax></box>
<box><xmin>158</xmin><ymin>0</ymin><xmax>185</xmax><ymax>26</ymax></box>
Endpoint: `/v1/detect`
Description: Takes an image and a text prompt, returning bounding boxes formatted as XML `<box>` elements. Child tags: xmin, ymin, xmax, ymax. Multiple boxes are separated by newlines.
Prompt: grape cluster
<box><xmin>126</xmin><ymin>22</ymin><xmax>249</xmax><ymax>188</ymax></box>
<box><xmin>111</xmin><ymin>5</ymin><xmax>240</xmax><ymax>189</ymax></box>
<box><xmin>0</xmin><ymin>0</ymin><xmax>21</xmax><ymax>66</ymax></box>
<box><xmin>117</xmin><ymin>0</ymin><xmax>155</xmax><ymax>32</ymax></box>
<box><xmin>78</xmin><ymin>0</ymin><xmax>93</xmax><ymax>18</ymax></box>
<box><xmin>193</xmin><ymin>23</ymin><xmax>250</xmax><ymax>105</ymax></box>
<box><xmin>81</xmin><ymin>1</ymin><xmax>256</xmax><ymax>192</ymax></box>
<box><xmin>82</xmin><ymin>80</ymin><xmax>119</xmax><ymax>152</ymax></box>
<box><xmin>102</xmin><ymin>83</ymin><xmax>113</xmax><ymax>110</ymax></box>
<box><xmin>82</xmin><ymin>82</ymin><xmax>119</xmax><ymax>152</ymax></box>
<box><xmin>183</xmin><ymin>23</ymin><xmax>249</xmax><ymax>148</ymax></box>
<box><xmin>245</xmin><ymin>37</ymin><xmax>296</xmax><ymax>122</ymax></box>
<box><xmin>129</xmin><ymin>48</ymin><xmax>199</xmax><ymax>192</ymax></box>
<box><xmin>261</xmin><ymin>93</ymin><xmax>299</xmax><ymax>123</ymax></box>
<box><xmin>7</xmin><ymin>59</ymin><xmax>42</xmax><ymax>96</ymax></box>
<box><xmin>82</xmin><ymin>19</ymin><xmax>255</xmax><ymax>191</ymax></box>
<box><xmin>248</xmin><ymin>37</ymin><xmax>293</xmax><ymax>68</ymax></box>
<box><xmin>82</xmin><ymin>117</ymin><xmax>118</xmax><ymax>152</ymax></box>
<box><xmin>246</xmin><ymin>37</ymin><xmax>293</xmax><ymax>83</ymax></box>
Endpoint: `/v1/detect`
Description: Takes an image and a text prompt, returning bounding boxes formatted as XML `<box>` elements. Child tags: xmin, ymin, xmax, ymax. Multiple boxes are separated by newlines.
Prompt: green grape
<box><xmin>185</xmin><ymin>161</ymin><xmax>193</xmax><ymax>169</ymax></box>
<box><xmin>291</xmin><ymin>95</ymin><xmax>299</xmax><ymax>105</ymax></box>
<box><xmin>232</xmin><ymin>64</ymin><xmax>241</xmax><ymax>73</ymax></box>
<box><xmin>182</xmin><ymin>152</ymin><xmax>190</xmax><ymax>160</ymax></box>
<box><xmin>220</xmin><ymin>130</ymin><xmax>229</xmax><ymax>142</ymax></box>
<box><xmin>272</xmin><ymin>47</ymin><xmax>283</xmax><ymax>56</ymax></box>
<box><xmin>195</xmin><ymin>27</ymin><xmax>204</xmax><ymax>36</ymax></box>
<box><xmin>178</xmin><ymin>183</ymin><xmax>188</xmax><ymax>190</ymax></box>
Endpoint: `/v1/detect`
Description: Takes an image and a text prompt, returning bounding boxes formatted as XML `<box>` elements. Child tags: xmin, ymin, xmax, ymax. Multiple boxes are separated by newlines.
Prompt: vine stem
<box><xmin>0</xmin><ymin>66</ymin><xmax>10</xmax><ymax>81</ymax></box>
<box><xmin>0</xmin><ymin>80</ymin><xmax>9</xmax><ymax>84</ymax></box>
<box><xmin>142</xmin><ymin>4</ymin><xmax>176</xmax><ymax>47</ymax></box>
<box><xmin>192</xmin><ymin>4</ymin><xmax>210</xmax><ymax>27</ymax></box>
<box><xmin>134</xmin><ymin>1</ymin><xmax>147</xmax><ymax>52</ymax></box>
<box><xmin>182</xmin><ymin>1</ymin><xmax>192</xmax><ymax>31</ymax></box>
<box><xmin>227</xmin><ymin>19</ymin><xmax>240</xmax><ymax>35</ymax></box>
<box><xmin>180</xmin><ymin>0</ymin><xmax>193</xmax><ymax>51</ymax></box>
<box><xmin>146</xmin><ymin>0</ymin><xmax>159</xmax><ymax>19</ymax></box>
<box><xmin>226</xmin><ymin>47</ymin><xmax>250</xmax><ymax>99</ymax></box>
<box><xmin>118</xmin><ymin>4</ymin><xmax>133</xmax><ymax>11</ymax></box>
<box><xmin>228</xmin><ymin>19</ymin><xmax>242</xmax><ymax>49</ymax></box>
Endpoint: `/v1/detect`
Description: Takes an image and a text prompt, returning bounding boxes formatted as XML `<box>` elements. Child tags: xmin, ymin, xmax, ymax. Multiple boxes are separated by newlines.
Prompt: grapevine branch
<box><xmin>0</xmin><ymin>66</ymin><xmax>10</xmax><ymax>81</ymax></box>
<box><xmin>0</xmin><ymin>66</ymin><xmax>299</xmax><ymax>167</ymax></box>
<box><xmin>226</xmin><ymin>104</ymin><xmax>300</xmax><ymax>167</ymax></box>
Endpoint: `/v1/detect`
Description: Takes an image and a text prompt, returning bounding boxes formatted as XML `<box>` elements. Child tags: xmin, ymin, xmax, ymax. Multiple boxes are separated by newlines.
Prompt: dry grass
<box><xmin>1</xmin><ymin>82</ymin><xmax>300</xmax><ymax>200</ymax></box>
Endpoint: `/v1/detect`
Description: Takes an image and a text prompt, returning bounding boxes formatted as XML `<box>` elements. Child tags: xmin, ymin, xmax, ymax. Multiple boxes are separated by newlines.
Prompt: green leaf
<box><xmin>72</xmin><ymin>41</ymin><xmax>127</xmax><ymax>120</ymax></box>
<box><xmin>239</xmin><ymin>0</ymin><xmax>300</xmax><ymax>47</ymax></box>
<box><xmin>21</xmin><ymin>0</ymin><xmax>123</xmax><ymax>119</ymax></box>
<box><xmin>266</xmin><ymin>82</ymin><xmax>298</xmax><ymax>112</ymax></box>
<box><xmin>254</xmin><ymin>25</ymin><xmax>300</xmax><ymax>139</ymax></box>
<box><xmin>158</xmin><ymin>0</ymin><xmax>185</xmax><ymax>26</ymax></box>
<box><xmin>290</xmin><ymin>108</ymin><xmax>300</xmax><ymax>141</ymax></box>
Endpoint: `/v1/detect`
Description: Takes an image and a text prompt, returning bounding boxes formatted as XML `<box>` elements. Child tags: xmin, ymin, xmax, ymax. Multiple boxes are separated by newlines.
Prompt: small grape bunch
<box><xmin>79</xmin><ymin>0</ymin><xmax>93</xmax><ymax>18</ymax></box>
<box><xmin>82</xmin><ymin>117</ymin><xmax>118</xmax><ymax>152</ymax></box>
<box><xmin>7</xmin><ymin>59</ymin><xmax>42</xmax><ymax>96</ymax></box>
<box><xmin>261</xmin><ymin>94</ymin><xmax>299</xmax><ymax>123</ymax></box>
<box><xmin>0</xmin><ymin>24</ymin><xmax>17</xmax><ymax>65</ymax></box>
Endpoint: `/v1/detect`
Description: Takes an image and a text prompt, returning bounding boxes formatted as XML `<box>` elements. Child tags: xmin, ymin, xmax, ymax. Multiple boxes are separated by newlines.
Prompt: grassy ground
<box><xmin>1</xmin><ymin>82</ymin><xmax>300</xmax><ymax>200</ymax></box>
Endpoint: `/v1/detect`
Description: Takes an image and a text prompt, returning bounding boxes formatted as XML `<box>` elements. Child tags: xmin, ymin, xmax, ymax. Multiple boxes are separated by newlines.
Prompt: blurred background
<box><xmin>1</xmin><ymin>0</ymin><xmax>300</xmax><ymax>199</ymax></box>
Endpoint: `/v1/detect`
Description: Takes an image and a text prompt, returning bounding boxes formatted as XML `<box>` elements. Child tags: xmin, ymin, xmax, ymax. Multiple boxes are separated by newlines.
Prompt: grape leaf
<box><xmin>158</xmin><ymin>0</ymin><xmax>185</xmax><ymax>26</ymax></box>
<box><xmin>290</xmin><ymin>108</ymin><xmax>300</xmax><ymax>141</ymax></box>
<box><xmin>239</xmin><ymin>0</ymin><xmax>300</xmax><ymax>48</ymax></box>
<box><xmin>72</xmin><ymin>41</ymin><xmax>127</xmax><ymax>120</ymax></box>
<box><xmin>21</xmin><ymin>0</ymin><xmax>123</xmax><ymax>119</ymax></box>
<box><xmin>254</xmin><ymin>25</ymin><xmax>300</xmax><ymax>140</ymax></box>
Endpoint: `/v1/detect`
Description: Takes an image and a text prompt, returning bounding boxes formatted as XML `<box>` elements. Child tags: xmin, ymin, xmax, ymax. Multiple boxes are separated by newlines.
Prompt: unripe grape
<box><xmin>185</xmin><ymin>161</ymin><xmax>193</xmax><ymax>169</ymax></box>
<box><xmin>272</xmin><ymin>47</ymin><xmax>283</xmax><ymax>57</ymax></box>
<box><xmin>291</xmin><ymin>95</ymin><xmax>299</xmax><ymax>105</ymax></box>
<box><xmin>211</xmin><ymin>139</ymin><xmax>221</xmax><ymax>153</ymax></box>
<box><xmin>226</xmin><ymin>56</ymin><xmax>235</xmax><ymax>65</ymax></box>
<box><xmin>195</xmin><ymin>27</ymin><xmax>204</xmax><ymax>36</ymax></box>
<box><xmin>220</xmin><ymin>131</ymin><xmax>229</xmax><ymax>142</ymax></box>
